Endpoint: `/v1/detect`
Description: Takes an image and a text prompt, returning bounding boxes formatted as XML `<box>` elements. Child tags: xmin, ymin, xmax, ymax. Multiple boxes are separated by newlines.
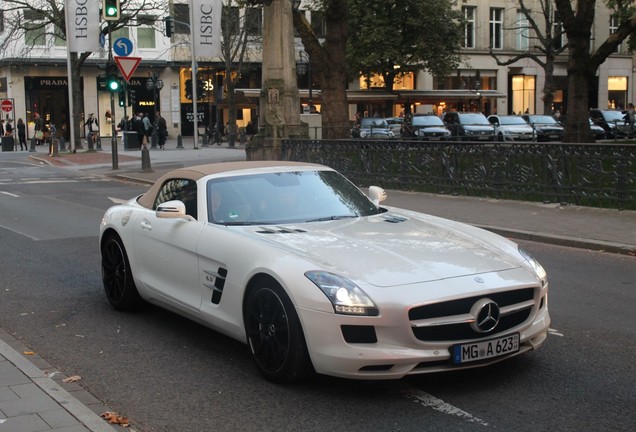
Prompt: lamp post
<box><xmin>146</xmin><ymin>73</ymin><xmax>164</xmax><ymax>148</ymax></box>
<box><xmin>296</xmin><ymin>51</ymin><xmax>312</xmax><ymax>113</ymax></box>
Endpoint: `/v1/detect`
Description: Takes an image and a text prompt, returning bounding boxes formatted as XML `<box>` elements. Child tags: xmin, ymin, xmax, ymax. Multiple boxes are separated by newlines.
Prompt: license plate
<box><xmin>452</xmin><ymin>333</ymin><xmax>519</xmax><ymax>364</ymax></box>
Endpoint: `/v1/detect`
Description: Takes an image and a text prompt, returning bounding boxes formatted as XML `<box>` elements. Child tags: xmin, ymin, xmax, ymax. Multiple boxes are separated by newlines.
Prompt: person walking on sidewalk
<box><xmin>17</xmin><ymin>118</ymin><xmax>27</xmax><ymax>150</ymax></box>
<box><xmin>143</xmin><ymin>113</ymin><xmax>153</xmax><ymax>145</ymax></box>
<box><xmin>133</xmin><ymin>113</ymin><xmax>146</xmax><ymax>147</ymax></box>
<box><xmin>33</xmin><ymin>112</ymin><xmax>44</xmax><ymax>145</ymax></box>
<box><xmin>156</xmin><ymin>111</ymin><xmax>167</xmax><ymax>149</ymax></box>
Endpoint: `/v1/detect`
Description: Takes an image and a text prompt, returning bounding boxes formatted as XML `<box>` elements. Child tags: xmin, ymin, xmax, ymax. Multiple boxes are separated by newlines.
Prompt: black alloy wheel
<box><xmin>245</xmin><ymin>283</ymin><xmax>312</xmax><ymax>383</ymax></box>
<box><xmin>101</xmin><ymin>234</ymin><xmax>142</xmax><ymax>310</ymax></box>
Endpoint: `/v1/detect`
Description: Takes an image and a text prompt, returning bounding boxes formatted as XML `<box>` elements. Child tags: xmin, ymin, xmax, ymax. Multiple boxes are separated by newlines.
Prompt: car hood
<box><xmin>415</xmin><ymin>126</ymin><xmax>449</xmax><ymax>133</ymax></box>
<box><xmin>462</xmin><ymin>125</ymin><xmax>493</xmax><ymax>131</ymax></box>
<box><xmin>499</xmin><ymin>125</ymin><xmax>533</xmax><ymax>133</ymax></box>
<box><xmin>245</xmin><ymin>212</ymin><xmax>520</xmax><ymax>287</ymax></box>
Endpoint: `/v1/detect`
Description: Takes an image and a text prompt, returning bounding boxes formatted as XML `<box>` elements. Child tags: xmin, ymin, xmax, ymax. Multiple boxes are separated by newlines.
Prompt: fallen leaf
<box><xmin>100</xmin><ymin>411</ymin><xmax>130</xmax><ymax>427</ymax></box>
<box><xmin>23</xmin><ymin>351</ymin><xmax>35</xmax><ymax>355</ymax></box>
<box><xmin>63</xmin><ymin>375</ymin><xmax>81</xmax><ymax>383</ymax></box>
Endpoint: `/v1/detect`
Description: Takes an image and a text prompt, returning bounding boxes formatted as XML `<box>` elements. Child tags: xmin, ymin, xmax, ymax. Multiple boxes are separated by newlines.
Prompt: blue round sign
<box><xmin>113</xmin><ymin>37</ymin><xmax>133</xmax><ymax>57</ymax></box>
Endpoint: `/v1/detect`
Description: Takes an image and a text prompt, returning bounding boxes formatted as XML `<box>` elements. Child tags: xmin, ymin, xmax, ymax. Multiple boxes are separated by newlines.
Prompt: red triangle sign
<box><xmin>115</xmin><ymin>56</ymin><xmax>142</xmax><ymax>82</ymax></box>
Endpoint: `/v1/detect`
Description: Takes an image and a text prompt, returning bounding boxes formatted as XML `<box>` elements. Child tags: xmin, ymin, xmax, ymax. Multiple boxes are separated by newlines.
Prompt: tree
<box><xmin>218</xmin><ymin>2</ymin><xmax>261</xmax><ymax>147</ymax></box>
<box><xmin>346</xmin><ymin>0</ymin><xmax>463</xmax><ymax>116</ymax></box>
<box><xmin>555</xmin><ymin>0</ymin><xmax>636</xmax><ymax>142</ymax></box>
<box><xmin>490</xmin><ymin>0</ymin><xmax>567</xmax><ymax>115</ymax></box>
<box><xmin>1</xmin><ymin>0</ymin><xmax>163</xmax><ymax>150</ymax></box>
<box><xmin>293</xmin><ymin>0</ymin><xmax>350</xmax><ymax>139</ymax></box>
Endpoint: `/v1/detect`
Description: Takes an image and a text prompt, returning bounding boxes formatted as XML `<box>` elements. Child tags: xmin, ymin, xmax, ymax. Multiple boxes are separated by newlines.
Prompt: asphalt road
<box><xmin>0</xmin><ymin>157</ymin><xmax>634</xmax><ymax>432</ymax></box>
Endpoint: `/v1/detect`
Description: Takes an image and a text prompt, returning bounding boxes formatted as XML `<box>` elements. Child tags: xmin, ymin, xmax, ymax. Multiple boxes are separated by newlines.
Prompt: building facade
<box><xmin>0</xmin><ymin>0</ymin><xmax>631</xmax><ymax>142</ymax></box>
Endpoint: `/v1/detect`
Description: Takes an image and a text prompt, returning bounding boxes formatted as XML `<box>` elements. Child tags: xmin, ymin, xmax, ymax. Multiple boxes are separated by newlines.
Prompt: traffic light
<box><xmin>185</xmin><ymin>79</ymin><xmax>193</xmax><ymax>100</ymax></box>
<box><xmin>128</xmin><ymin>88</ymin><xmax>137</xmax><ymax>106</ymax></box>
<box><xmin>106</xmin><ymin>75</ymin><xmax>120</xmax><ymax>92</ymax></box>
<box><xmin>103</xmin><ymin>0</ymin><xmax>120</xmax><ymax>21</ymax></box>
<box><xmin>164</xmin><ymin>16</ymin><xmax>175</xmax><ymax>37</ymax></box>
<box><xmin>118</xmin><ymin>91</ymin><xmax>126</xmax><ymax>107</ymax></box>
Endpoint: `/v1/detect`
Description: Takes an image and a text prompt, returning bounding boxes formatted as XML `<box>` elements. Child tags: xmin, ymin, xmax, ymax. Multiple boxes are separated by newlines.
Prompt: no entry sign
<box><xmin>1</xmin><ymin>99</ymin><xmax>13</xmax><ymax>113</ymax></box>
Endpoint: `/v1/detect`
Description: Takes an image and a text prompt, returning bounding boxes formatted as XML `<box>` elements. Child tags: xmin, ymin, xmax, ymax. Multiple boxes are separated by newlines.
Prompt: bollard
<box><xmin>96</xmin><ymin>136</ymin><xmax>102</xmax><ymax>151</ymax></box>
<box><xmin>176</xmin><ymin>134</ymin><xmax>184</xmax><ymax>149</ymax></box>
<box><xmin>49</xmin><ymin>138</ymin><xmax>59</xmax><ymax>157</ymax></box>
<box><xmin>141</xmin><ymin>145</ymin><xmax>153</xmax><ymax>172</ymax></box>
<box><xmin>59</xmin><ymin>136</ymin><xmax>66</xmax><ymax>151</ymax></box>
<box><xmin>29</xmin><ymin>137</ymin><xmax>36</xmax><ymax>152</ymax></box>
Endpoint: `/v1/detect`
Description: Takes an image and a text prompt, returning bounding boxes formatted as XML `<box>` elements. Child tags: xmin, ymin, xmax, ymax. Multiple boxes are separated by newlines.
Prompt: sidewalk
<box><xmin>2</xmin><ymin>136</ymin><xmax>634</xmax><ymax>432</ymax></box>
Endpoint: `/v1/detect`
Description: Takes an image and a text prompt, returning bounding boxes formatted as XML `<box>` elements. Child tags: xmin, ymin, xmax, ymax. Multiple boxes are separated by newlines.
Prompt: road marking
<box><xmin>403</xmin><ymin>387</ymin><xmax>489</xmax><ymax>426</ymax></box>
<box><xmin>0</xmin><ymin>191</ymin><xmax>19</xmax><ymax>197</ymax></box>
<box><xmin>548</xmin><ymin>328</ymin><xmax>564</xmax><ymax>337</ymax></box>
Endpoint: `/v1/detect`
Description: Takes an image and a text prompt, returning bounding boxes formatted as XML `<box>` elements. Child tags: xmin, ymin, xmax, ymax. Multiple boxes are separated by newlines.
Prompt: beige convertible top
<box><xmin>137</xmin><ymin>160</ymin><xmax>326</xmax><ymax>209</ymax></box>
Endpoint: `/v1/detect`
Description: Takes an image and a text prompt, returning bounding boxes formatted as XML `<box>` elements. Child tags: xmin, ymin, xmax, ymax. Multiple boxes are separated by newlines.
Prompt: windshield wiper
<box><xmin>306</xmin><ymin>215</ymin><xmax>358</xmax><ymax>222</ymax></box>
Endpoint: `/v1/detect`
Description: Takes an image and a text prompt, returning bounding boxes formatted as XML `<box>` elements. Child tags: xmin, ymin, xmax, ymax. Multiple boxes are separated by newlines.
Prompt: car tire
<box><xmin>244</xmin><ymin>281</ymin><xmax>313</xmax><ymax>383</ymax></box>
<box><xmin>101</xmin><ymin>234</ymin><xmax>142</xmax><ymax>311</ymax></box>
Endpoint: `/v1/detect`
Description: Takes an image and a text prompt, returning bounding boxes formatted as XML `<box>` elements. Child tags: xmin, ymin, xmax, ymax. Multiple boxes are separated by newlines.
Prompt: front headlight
<box><xmin>305</xmin><ymin>271</ymin><xmax>378</xmax><ymax>316</ymax></box>
<box><xmin>518</xmin><ymin>247</ymin><xmax>548</xmax><ymax>287</ymax></box>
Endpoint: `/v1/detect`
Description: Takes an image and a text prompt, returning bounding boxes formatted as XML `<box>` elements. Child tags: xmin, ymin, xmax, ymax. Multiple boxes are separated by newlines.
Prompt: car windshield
<box><xmin>412</xmin><ymin>116</ymin><xmax>444</xmax><ymax>126</ymax></box>
<box><xmin>361</xmin><ymin>118</ymin><xmax>389</xmax><ymax>128</ymax></box>
<box><xmin>498</xmin><ymin>116</ymin><xmax>527</xmax><ymax>125</ymax></box>
<box><xmin>459</xmin><ymin>114</ymin><xmax>489</xmax><ymax>125</ymax></box>
<box><xmin>529</xmin><ymin>115</ymin><xmax>558</xmax><ymax>124</ymax></box>
<box><xmin>601</xmin><ymin>111</ymin><xmax>625</xmax><ymax>122</ymax></box>
<box><xmin>206</xmin><ymin>170</ymin><xmax>381</xmax><ymax>225</ymax></box>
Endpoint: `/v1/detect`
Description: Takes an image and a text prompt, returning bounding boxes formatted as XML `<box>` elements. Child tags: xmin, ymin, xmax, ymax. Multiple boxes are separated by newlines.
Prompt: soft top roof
<box><xmin>137</xmin><ymin>161</ymin><xmax>326</xmax><ymax>209</ymax></box>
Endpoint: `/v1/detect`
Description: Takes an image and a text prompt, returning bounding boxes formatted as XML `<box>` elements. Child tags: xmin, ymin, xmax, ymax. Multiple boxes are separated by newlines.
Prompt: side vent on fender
<box><xmin>203</xmin><ymin>267</ymin><xmax>228</xmax><ymax>304</ymax></box>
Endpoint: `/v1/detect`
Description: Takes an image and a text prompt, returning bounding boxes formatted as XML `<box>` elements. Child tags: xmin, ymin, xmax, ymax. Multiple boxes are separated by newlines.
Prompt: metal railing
<box><xmin>282</xmin><ymin>139</ymin><xmax>636</xmax><ymax>210</ymax></box>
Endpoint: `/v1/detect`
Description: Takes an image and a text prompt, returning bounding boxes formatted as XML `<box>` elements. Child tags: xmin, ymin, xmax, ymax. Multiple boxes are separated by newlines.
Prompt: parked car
<box><xmin>384</xmin><ymin>117</ymin><xmax>404</xmax><ymax>137</ymax></box>
<box><xmin>487</xmin><ymin>115</ymin><xmax>535</xmax><ymax>141</ymax></box>
<box><xmin>521</xmin><ymin>114</ymin><xmax>565</xmax><ymax>141</ymax></box>
<box><xmin>589</xmin><ymin>118</ymin><xmax>607</xmax><ymax>141</ymax></box>
<box><xmin>589</xmin><ymin>109</ymin><xmax>630</xmax><ymax>138</ymax></box>
<box><xmin>100</xmin><ymin>161</ymin><xmax>550</xmax><ymax>383</ymax></box>
<box><xmin>442</xmin><ymin>112</ymin><xmax>496</xmax><ymax>141</ymax></box>
<box><xmin>402</xmin><ymin>114</ymin><xmax>451</xmax><ymax>140</ymax></box>
<box><xmin>352</xmin><ymin>117</ymin><xmax>395</xmax><ymax>139</ymax></box>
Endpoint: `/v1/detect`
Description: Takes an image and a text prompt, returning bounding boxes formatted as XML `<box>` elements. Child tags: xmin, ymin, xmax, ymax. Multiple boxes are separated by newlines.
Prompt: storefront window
<box><xmin>511</xmin><ymin>75</ymin><xmax>535</xmax><ymax>114</ymax></box>
<box><xmin>359</xmin><ymin>72</ymin><xmax>414</xmax><ymax>90</ymax></box>
<box><xmin>608</xmin><ymin>76</ymin><xmax>627</xmax><ymax>110</ymax></box>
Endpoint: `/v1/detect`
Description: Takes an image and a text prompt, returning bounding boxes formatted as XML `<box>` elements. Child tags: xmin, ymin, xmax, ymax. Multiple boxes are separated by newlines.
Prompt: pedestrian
<box><xmin>0</xmin><ymin>119</ymin><xmax>4</xmax><ymax>137</ymax></box>
<box><xmin>624</xmin><ymin>103</ymin><xmax>635</xmax><ymax>138</ymax></box>
<box><xmin>143</xmin><ymin>113</ymin><xmax>153</xmax><ymax>144</ymax></box>
<box><xmin>133</xmin><ymin>113</ymin><xmax>145</xmax><ymax>147</ymax></box>
<box><xmin>156</xmin><ymin>111</ymin><xmax>167</xmax><ymax>149</ymax></box>
<box><xmin>33</xmin><ymin>112</ymin><xmax>43</xmax><ymax>145</ymax></box>
<box><xmin>4</xmin><ymin>118</ymin><xmax>12</xmax><ymax>136</ymax></box>
<box><xmin>84</xmin><ymin>113</ymin><xmax>99</xmax><ymax>147</ymax></box>
<box><xmin>17</xmin><ymin>118</ymin><xmax>27</xmax><ymax>150</ymax></box>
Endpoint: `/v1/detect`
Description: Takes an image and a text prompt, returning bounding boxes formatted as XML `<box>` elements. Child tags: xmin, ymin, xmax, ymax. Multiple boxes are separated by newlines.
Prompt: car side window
<box><xmin>153</xmin><ymin>179</ymin><xmax>198</xmax><ymax>219</ymax></box>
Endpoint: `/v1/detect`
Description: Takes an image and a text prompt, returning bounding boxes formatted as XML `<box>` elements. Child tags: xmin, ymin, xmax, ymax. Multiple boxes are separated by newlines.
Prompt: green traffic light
<box><xmin>105</xmin><ymin>7</ymin><xmax>117</xmax><ymax>17</ymax></box>
<box><xmin>107</xmin><ymin>77</ymin><xmax>120</xmax><ymax>92</ymax></box>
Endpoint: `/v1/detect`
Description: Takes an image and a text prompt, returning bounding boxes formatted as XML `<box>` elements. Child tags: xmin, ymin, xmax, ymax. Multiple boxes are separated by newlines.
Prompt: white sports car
<box><xmin>100</xmin><ymin>161</ymin><xmax>550</xmax><ymax>382</ymax></box>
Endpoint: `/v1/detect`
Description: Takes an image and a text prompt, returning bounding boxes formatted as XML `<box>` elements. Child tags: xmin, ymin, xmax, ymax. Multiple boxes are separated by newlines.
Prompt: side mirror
<box><xmin>156</xmin><ymin>200</ymin><xmax>194</xmax><ymax>221</ymax></box>
<box><xmin>368</xmin><ymin>186</ymin><xmax>387</xmax><ymax>207</ymax></box>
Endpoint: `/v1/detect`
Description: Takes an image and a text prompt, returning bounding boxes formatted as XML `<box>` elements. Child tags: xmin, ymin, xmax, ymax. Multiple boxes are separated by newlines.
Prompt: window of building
<box><xmin>359</xmin><ymin>72</ymin><xmax>414</xmax><ymax>90</ymax></box>
<box><xmin>608</xmin><ymin>76</ymin><xmax>627</xmax><ymax>109</ymax></box>
<box><xmin>223</xmin><ymin>6</ymin><xmax>240</xmax><ymax>36</ymax></box>
<box><xmin>245</xmin><ymin>7</ymin><xmax>262</xmax><ymax>36</ymax></box>
<box><xmin>511</xmin><ymin>75</ymin><xmax>535</xmax><ymax>115</ymax></box>
<box><xmin>24</xmin><ymin>10</ymin><xmax>45</xmax><ymax>46</ymax></box>
<box><xmin>490</xmin><ymin>8</ymin><xmax>503</xmax><ymax>49</ymax></box>
<box><xmin>433</xmin><ymin>71</ymin><xmax>497</xmax><ymax>91</ymax></box>
<box><xmin>516</xmin><ymin>10</ymin><xmax>529</xmax><ymax>50</ymax></box>
<box><xmin>462</xmin><ymin>6</ymin><xmax>476</xmax><ymax>49</ymax></box>
<box><xmin>0</xmin><ymin>10</ymin><xmax>4</xmax><ymax>33</ymax></box>
<box><xmin>610</xmin><ymin>15</ymin><xmax>620</xmax><ymax>53</ymax></box>
<box><xmin>311</xmin><ymin>10</ymin><xmax>326</xmax><ymax>39</ymax></box>
<box><xmin>137</xmin><ymin>15</ymin><xmax>157</xmax><ymax>49</ymax></box>
<box><xmin>174</xmin><ymin>3</ymin><xmax>190</xmax><ymax>35</ymax></box>
<box><xmin>552</xmin><ymin>10</ymin><xmax>564</xmax><ymax>49</ymax></box>
<box><xmin>54</xmin><ymin>25</ymin><xmax>65</xmax><ymax>47</ymax></box>
<box><xmin>112</xmin><ymin>26</ymin><xmax>130</xmax><ymax>41</ymax></box>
